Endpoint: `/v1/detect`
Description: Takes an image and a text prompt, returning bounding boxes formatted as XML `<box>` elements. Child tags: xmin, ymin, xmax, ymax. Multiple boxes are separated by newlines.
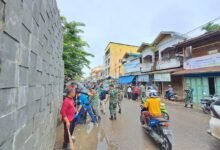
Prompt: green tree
<box><xmin>202</xmin><ymin>22</ymin><xmax>220</xmax><ymax>32</ymax></box>
<box><xmin>61</xmin><ymin>17</ymin><xmax>94</xmax><ymax>79</ymax></box>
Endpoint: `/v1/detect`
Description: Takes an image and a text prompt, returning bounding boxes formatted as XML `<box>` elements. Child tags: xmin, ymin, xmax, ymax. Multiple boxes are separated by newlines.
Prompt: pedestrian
<box><xmin>99</xmin><ymin>86</ymin><xmax>107</xmax><ymax>114</ymax></box>
<box><xmin>89</xmin><ymin>88</ymin><xmax>101</xmax><ymax>121</ymax></box>
<box><xmin>184</xmin><ymin>84</ymin><xmax>194</xmax><ymax>108</ymax></box>
<box><xmin>140</xmin><ymin>84</ymin><xmax>146</xmax><ymax>101</ymax></box>
<box><xmin>60</xmin><ymin>89</ymin><xmax>76</xmax><ymax>149</ymax></box>
<box><xmin>107</xmin><ymin>84</ymin><xmax>118</xmax><ymax>120</ymax></box>
<box><xmin>132</xmin><ymin>85</ymin><xmax>139</xmax><ymax>101</ymax></box>
<box><xmin>127</xmin><ymin>86</ymin><xmax>132</xmax><ymax>100</ymax></box>
<box><xmin>76</xmin><ymin>89</ymin><xmax>97</xmax><ymax>124</ymax></box>
<box><xmin>117</xmin><ymin>86</ymin><xmax>123</xmax><ymax>114</ymax></box>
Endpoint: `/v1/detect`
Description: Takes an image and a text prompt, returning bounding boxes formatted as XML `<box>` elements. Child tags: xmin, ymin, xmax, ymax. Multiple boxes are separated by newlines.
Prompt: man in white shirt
<box><xmin>127</xmin><ymin>86</ymin><xmax>132</xmax><ymax>100</ymax></box>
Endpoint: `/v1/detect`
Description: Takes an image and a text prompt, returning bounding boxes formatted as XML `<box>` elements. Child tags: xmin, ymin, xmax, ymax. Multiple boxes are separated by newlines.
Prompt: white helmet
<box><xmin>149</xmin><ymin>89</ymin><xmax>158</xmax><ymax>97</ymax></box>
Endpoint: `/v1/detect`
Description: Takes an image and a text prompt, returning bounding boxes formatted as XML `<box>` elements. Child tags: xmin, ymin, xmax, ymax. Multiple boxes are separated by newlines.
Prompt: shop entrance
<box><xmin>208</xmin><ymin>77</ymin><xmax>215</xmax><ymax>95</ymax></box>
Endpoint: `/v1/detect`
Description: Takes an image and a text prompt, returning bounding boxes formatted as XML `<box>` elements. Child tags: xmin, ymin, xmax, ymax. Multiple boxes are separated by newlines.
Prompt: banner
<box><xmin>137</xmin><ymin>75</ymin><xmax>149</xmax><ymax>82</ymax></box>
<box><xmin>124</xmin><ymin>59</ymin><xmax>140</xmax><ymax>73</ymax></box>
<box><xmin>154</xmin><ymin>73</ymin><xmax>171</xmax><ymax>82</ymax></box>
<box><xmin>184</xmin><ymin>53</ymin><xmax>220</xmax><ymax>69</ymax></box>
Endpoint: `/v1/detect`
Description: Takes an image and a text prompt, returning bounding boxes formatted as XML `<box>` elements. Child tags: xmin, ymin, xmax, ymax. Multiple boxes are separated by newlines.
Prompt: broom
<box><xmin>67</xmin><ymin>125</ymin><xmax>74</xmax><ymax>150</ymax></box>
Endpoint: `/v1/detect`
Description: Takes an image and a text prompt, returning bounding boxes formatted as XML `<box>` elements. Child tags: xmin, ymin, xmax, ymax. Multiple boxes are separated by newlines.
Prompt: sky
<box><xmin>57</xmin><ymin>0</ymin><xmax>220</xmax><ymax>77</ymax></box>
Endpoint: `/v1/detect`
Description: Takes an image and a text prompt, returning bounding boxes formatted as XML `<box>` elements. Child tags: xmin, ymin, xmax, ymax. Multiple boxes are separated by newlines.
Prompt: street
<box><xmin>54</xmin><ymin>99</ymin><xmax>220</xmax><ymax>150</ymax></box>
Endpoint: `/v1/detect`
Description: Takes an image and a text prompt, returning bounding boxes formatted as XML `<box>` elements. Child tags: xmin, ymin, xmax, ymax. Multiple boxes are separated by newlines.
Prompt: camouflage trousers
<box><xmin>109</xmin><ymin>103</ymin><xmax>117</xmax><ymax>116</ymax></box>
<box><xmin>92</xmin><ymin>103</ymin><xmax>100</xmax><ymax>117</ymax></box>
<box><xmin>185</xmin><ymin>97</ymin><xmax>193</xmax><ymax>105</ymax></box>
<box><xmin>118</xmin><ymin>100</ymin><xmax>122</xmax><ymax>111</ymax></box>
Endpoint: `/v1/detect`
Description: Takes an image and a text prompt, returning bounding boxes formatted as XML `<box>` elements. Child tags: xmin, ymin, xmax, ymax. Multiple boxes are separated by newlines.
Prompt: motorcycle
<box><xmin>208</xmin><ymin>100</ymin><xmax>220</xmax><ymax>139</ymax></box>
<box><xmin>140</xmin><ymin>106</ymin><xmax>173</xmax><ymax>150</ymax></box>
<box><xmin>165</xmin><ymin>91</ymin><xmax>179</xmax><ymax>101</ymax></box>
<box><xmin>161</xmin><ymin>103</ymin><xmax>169</xmax><ymax>120</ymax></box>
<box><xmin>200</xmin><ymin>95</ymin><xmax>219</xmax><ymax>114</ymax></box>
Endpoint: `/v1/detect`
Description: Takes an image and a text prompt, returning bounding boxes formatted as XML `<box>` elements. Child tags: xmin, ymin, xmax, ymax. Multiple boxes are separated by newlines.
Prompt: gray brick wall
<box><xmin>0</xmin><ymin>0</ymin><xmax>64</xmax><ymax>149</ymax></box>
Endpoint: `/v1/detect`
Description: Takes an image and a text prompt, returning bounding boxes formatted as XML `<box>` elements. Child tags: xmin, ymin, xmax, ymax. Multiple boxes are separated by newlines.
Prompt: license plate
<box><xmin>163</xmin><ymin>128</ymin><xmax>172</xmax><ymax>135</ymax></box>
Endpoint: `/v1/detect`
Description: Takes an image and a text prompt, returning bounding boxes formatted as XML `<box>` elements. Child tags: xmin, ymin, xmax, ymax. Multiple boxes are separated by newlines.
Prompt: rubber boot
<box><xmin>109</xmin><ymin>115</ymin><xmax>113</xmax><ymax>120</ymax></box>
<box><xmin>114</xmin><ymin>113</ymin><xmax>117</xmax><ymax>120</ymax></box>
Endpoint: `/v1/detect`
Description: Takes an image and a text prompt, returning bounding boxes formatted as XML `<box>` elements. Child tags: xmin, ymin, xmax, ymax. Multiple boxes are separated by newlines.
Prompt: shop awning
<box><xmin>172</xmin><ymin>66</ymin><xmax>220</xmax><ymax>75</ymax></box>
<box><xmin>118</xmin><ymin>75</ymin><xmax>135</xmax><ymax>84</ymax></box>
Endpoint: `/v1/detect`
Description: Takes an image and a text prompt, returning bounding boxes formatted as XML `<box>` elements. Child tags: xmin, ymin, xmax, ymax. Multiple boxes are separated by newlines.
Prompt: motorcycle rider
<box><xmin>166</xmin><ymin>85</ymin><xmax>174</xmax><ymax>100</ymax></box>
<box><xmin>141</xmin><ymin>91</ymin><xmax>161</xmax><ymax>129</ymax></box>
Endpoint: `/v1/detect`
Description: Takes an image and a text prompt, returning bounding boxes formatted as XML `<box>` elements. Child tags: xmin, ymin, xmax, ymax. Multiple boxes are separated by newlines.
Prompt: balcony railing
<box><xmin>140</xmin><ymin>63</ymin><xmax>153</xmax><ymax>72</ymax></box>
<box><xmin>156</xmin><ymin>58</ymin><xmax>181</xmax><ymax>70</ymax></box>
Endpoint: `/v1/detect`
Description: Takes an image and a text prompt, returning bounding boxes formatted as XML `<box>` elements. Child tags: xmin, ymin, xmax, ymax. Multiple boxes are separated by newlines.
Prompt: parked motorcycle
<box><xmin>200</xmin><ymin>95</ymin><xmax>219</xmax><ymax>114</ymax></box>
<box><xmin>208</xmin><ymin>100</ymin><xmax>220</xmax><ymax>139</ymax></box>
<box><xmin>140</xmin><ymin>106</ymin><xmax>173</xmax><ymax>150</ymax></box>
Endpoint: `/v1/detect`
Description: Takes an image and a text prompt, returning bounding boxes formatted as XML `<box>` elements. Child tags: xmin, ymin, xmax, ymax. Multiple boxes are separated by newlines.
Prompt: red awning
<box><xmin>172</xmin><ymin>66</ymin><xmax>220</xmax><ymax>75</ymax></box>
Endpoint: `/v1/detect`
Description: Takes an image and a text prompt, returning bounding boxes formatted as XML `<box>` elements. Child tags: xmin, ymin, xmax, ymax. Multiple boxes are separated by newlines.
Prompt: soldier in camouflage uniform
<box><xmin>184</xmin><ymin>84</ymin><xmax>194</xmax><ymax>108</ymax></box>
<box><xmin>116</xmin><ymin>86</ymin><xmax>123</xmax><ymax>114</ymax></box>
<box><xmin>89</xmin><ymin>88</ymin><xmax>101</xmax><ymax>121</ymax></box>
<box><xmin>108</xmin><ymin>84</ymin><xmax>118</xmax><ymax>120</ymax></box>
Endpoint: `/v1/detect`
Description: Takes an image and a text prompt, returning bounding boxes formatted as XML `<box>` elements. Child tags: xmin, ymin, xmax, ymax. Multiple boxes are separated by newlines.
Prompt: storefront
<box><xmin>149</xmin><ymin>69</ymin><xmax>184</xmax><ymax>99</ymax></box>
<box><xmin>173</xmin><ymin>67</ymin><xmax>220</xmax><ymax>103</ymax></box>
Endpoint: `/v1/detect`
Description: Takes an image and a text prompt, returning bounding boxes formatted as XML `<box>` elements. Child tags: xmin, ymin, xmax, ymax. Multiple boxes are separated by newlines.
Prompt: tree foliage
<box><xmin>202</xmin><ymin>22</ymin><xmax>220</xmax><ymax>32</ymax></box>
<box><xmin>61</xmin><ymin>17</ymin><xmax>94</xmax><ymax>79</ymax></box>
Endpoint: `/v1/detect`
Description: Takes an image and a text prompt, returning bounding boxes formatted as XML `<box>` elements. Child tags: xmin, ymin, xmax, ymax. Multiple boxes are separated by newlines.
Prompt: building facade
<box><xmin>91</xmin><ymin>65</ymin><xmax>104</xmax><ymax>82</ymax></box>
<box><xmin>137</xmin><ymin>32</ymin><xmax>186</xmax><ymax>98</ymax></box>
<box><xmin>174</xmin><ymin>31</ymin><xmax>220</xmax><ymax>103</ymax></box>
<box><xmin>104</xmin><ymin>42</ymin><xmax>139</xmax><ymax>78</ymax></box>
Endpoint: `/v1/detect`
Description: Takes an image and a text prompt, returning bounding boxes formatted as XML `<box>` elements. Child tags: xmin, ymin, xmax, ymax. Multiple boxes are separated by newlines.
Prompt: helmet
<box><xmin>149</xmin><ymin>89</ymin><xmax>158</xmax><ymax>97</ymax></box>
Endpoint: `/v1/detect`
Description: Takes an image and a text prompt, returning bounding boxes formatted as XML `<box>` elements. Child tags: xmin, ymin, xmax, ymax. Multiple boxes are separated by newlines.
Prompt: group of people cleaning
<box><xmin>60</xmin><ymin>82</ymin><xmax>123</xmax><ymax>150</ymax></box>
<box><xmin>60</xmin><ymin>81</ymin><xmax>194</xmax><ymax>149</ymax></box>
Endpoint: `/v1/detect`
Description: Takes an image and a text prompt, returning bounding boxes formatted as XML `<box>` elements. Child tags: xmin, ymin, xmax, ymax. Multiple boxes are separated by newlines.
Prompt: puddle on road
<box><xmin>74</xmin><ymin>122</ymin><xmax>118</xmax><ymax>150</ymax></box>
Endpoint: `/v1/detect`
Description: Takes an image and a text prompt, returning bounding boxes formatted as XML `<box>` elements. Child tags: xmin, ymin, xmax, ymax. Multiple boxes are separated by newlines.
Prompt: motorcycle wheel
<box><xmin>202</xmin><ymin>107</ymin><xmax>210</xmax><ymax>114</ymax></box>
<box><xmin>162</xmin><ymin>112</ymin><xmax>170</xmax><ymax>120</ymax></box>
<box><xmin>161</xmin><ymin>135</ymin><xmax>172</xmax><ymax>150</ymax></box>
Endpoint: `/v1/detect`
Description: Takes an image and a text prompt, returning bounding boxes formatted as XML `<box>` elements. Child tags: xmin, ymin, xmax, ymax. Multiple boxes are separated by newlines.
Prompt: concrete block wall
<box><xmin>0</xmin><ymin>0</ymin><xmax>64</xmax><ymax>149</ymax></box>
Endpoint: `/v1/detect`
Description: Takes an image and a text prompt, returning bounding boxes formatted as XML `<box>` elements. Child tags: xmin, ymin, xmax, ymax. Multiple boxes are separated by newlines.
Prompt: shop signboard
<box><xmin>137</xmin><ymin>75</ymin><xmax>149</xmax><ymax>82</ymax></box>
<box><xmin>184</xmin><ymin>53</ymin><xmax>220</xmax><ymax>69</ymax></box>
<box><xmin>154</xmin><ymin>73</ymin><xmax>171</xmax><ymax>82</ymax></box>
<box><xmin>124</xmin><ymin>59</ymin><xmax>140</xmax><ymax>73</ymax></box>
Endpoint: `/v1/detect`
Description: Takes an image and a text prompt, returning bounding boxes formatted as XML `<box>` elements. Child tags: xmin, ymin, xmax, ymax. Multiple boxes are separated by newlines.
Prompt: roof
<box><xmin>176</xmin><ymin>30</ymin><xmax>220</xmax><ymax>48</ymax></box>
<box><xmin>104</xmin><ymin>42</ymin><xmax>139</xmax><ymax>51</ymax></box>
<box><xmin>137</xmin><ymin>42</ymin><xmax>151</xmax><ymax>52</ymax></box>
<box><xmin>123</xmin><ymin>52</ymin><xmax>141</xmax><ymax>59</ymax></box>
<box><xmin>152</xmin><ymin>31</ymin><xmax>186</xmax><ymax>45</ymax></box>
<box><xmin>172</xmin><ymin>66</ymin><xmax>220</xmax><ymax>75</ymax></box>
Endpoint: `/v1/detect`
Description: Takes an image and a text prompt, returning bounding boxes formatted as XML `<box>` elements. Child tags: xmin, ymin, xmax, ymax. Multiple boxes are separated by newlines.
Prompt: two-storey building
<box><xmin>174</xmin><ymin>31</ymin><xmax>220</xmax><ymax>103</ymax></box>
<box><xmin>137</xmin><ymin>32</ymin><xmax>186</xmax><ymax>97</ymax></box>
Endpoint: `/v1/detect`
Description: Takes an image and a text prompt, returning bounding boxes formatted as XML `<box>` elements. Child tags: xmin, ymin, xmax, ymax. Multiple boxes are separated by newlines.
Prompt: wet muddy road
<box><xmin>54</xmin><ymin>99</ymin><xmax>220</xmax><ymax>150</ymax></box>
<box><xmin>74</xmin><ymin>100</ymin><xmax>157</xmax><ymax>150</ymax></box>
